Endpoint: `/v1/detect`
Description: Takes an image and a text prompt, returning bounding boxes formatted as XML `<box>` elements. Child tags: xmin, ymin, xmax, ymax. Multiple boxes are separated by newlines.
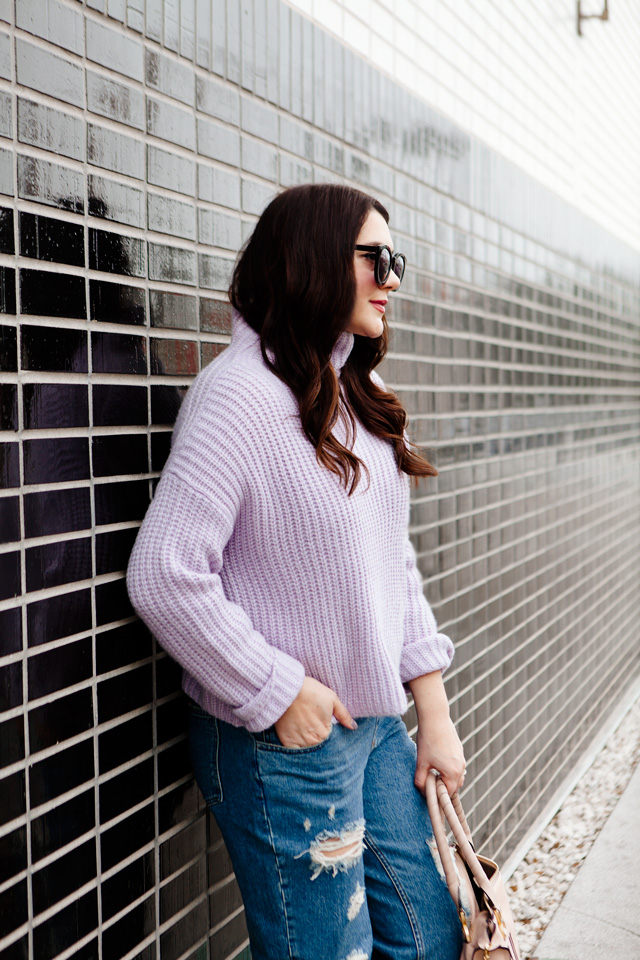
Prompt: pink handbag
<box><xmin>425</xmin><ymin>771</ymin><xmax>521</xmax><ymax>960</ymax></box>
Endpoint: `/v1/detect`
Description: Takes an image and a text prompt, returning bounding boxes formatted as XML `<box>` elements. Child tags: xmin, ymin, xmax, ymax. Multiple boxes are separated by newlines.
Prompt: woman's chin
<box><xmin>348</xmin><ymin>316</ymin><xmax>385</xmax><ymax>338</ymax></box>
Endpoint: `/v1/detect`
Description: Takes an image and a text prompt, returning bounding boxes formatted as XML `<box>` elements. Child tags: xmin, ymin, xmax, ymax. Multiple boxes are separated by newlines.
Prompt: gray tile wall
<box><xmin>0</xmin><ymin>1</ymin><xmax>639</xmax><ymax>959</ymax></box>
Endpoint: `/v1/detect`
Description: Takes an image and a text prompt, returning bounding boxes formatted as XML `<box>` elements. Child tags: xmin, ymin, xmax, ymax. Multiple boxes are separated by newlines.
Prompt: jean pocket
<box><xmin>188</xmin><ymin>702</ymin><xmax>223</xmax><ymax>807</ymax></box>
<box><xmin>257</xmin><ymin>723</ymin><xmax>333</xmax><ymax>753</ymax></box>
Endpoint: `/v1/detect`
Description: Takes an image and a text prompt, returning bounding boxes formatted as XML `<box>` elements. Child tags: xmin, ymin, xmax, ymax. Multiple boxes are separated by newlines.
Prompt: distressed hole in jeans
<box><xmin>347</xmin><ymin>882</ymin><xmax>365</xmax><ymax>921</ymax></box>
<box><xmin>295</xmin><ymin>819</ymin><xmax>365</xmax><ymax>880</ymax></box>
<box><xmin>342</xmin><ymin>951</ymin><xmax>368</xmax><ymax>960</ymax></box>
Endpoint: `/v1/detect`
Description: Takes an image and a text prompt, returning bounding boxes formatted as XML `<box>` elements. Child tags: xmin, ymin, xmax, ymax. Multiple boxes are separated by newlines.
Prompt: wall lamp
<box><xmin>577</xmin><ymin>1</ymin><xmax>609</xmax><ymax>36</ymax></box>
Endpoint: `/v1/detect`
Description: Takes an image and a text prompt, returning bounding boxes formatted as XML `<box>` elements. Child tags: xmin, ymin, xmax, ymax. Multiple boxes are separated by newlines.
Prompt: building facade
<box><xmin>0</xmin><ymin>1</ymin><xmax>639</xmax><ymax>959</ymax></box>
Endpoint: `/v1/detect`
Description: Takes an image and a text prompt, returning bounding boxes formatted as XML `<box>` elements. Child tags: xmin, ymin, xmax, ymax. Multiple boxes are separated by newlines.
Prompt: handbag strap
<box><xmin>425</xmin><ymin>771</ymin><xmax>467</xmax><ymax>908</ymax></box>
<box><xmin>425</xmin><ymin>771</ymin><xmax>499</xmax><ymax>910</ymax></box>
<box><xmin>450</xmin><ymin>789</ymin><xmax>473</xmax><ymax>843</ymax></box>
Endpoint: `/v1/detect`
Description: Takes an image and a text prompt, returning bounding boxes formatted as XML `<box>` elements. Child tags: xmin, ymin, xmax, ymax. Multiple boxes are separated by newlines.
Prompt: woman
<box><xmin>127</xmin><ymin>183</ymin><xmax>465</xmax><ymax>960</ymax></box>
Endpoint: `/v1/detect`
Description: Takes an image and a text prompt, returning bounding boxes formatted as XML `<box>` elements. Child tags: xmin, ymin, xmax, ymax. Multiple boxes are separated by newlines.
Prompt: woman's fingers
<box><xmin>440</xmin><ymin>771</ymin><xmax>463</xmax><ymax>796</ymax></box>
<box><xmin>415</xmin><ymin>762</ymin><xmax>463</xmax><ymax>796</ymax></box>
<box><xmin>434</xmin><ymin>759</ymin><xmax>466</xmax><ymax>796</ymax></box>
<box><xmin>273</xmin><ymin>678</ymin><xmax>358</xmax><ymax>746</ymax></box>
<box><xmin>332</xmin><ymin>695</ymin><xmax>358</xmax><ymax>730</ymax></box>
<box><xmin>417</xmin><ymin>766</ymin><xmax>461</xmax><ymax>798</ymax></box>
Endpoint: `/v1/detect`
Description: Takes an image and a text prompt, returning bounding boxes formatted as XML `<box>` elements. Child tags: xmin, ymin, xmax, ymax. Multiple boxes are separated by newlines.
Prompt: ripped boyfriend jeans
<box><xmin>188</xmin><ymin>704</ymin><xmax>462</xmax><ymax>960</ymax></box>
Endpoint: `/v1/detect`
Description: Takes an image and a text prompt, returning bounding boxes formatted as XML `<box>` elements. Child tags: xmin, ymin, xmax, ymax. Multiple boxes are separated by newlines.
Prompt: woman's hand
<box><xmin>414</xmin><ymin>714</ymin><xmax>465</xmax><ymax>798</ymax></box>
<box><xmin>408</xmin><ymin>671</ymin><xmax>466</xmax><ymax>797</ymax></box>
<box><xmin>274</xmin><ymin>677</ymin><xmax>357</xmax><ymax>748</ymax></box>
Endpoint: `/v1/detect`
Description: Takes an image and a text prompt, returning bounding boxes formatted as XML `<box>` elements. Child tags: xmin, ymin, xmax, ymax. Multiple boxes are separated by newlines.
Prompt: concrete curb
<box><xmin>535</xmin><ymin>762</ymin><xmax>640</xmax><ymax>960</ymax></box>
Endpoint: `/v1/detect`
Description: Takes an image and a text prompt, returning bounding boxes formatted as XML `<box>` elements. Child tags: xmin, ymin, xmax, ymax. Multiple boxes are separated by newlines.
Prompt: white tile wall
<box><xmin>287</xmin><ymin>0</ymin><xmax>640</xmax><ymax>254</ymax></box>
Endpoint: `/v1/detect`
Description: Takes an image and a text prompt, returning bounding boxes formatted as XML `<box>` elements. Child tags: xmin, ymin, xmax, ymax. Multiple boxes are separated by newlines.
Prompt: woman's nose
<box><xmin>385</xmin><ymin>270</ymin><xmax>401</xmax><ymax>292</ymax></box>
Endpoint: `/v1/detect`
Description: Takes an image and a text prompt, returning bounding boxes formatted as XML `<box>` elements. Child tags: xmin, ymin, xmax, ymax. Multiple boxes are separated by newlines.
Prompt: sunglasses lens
<box><xmin>393</xmin><ymin>254</ymin><xmax>406</xmax><ymax>283</ymax></box>
<box><xmin>377</xmin><ymin>247</ymin><xmax>391</xmax><ymax>285</ymax></box>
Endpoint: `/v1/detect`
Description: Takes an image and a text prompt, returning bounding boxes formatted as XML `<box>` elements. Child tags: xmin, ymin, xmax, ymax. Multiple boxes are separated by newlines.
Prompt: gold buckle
<box><xmin>459</xmin><ymin>909</ymin><xmax>471</xmax><ymax>943</ymax></box>
<box><xmin>494</xmin><ymin>908</ymin><xmax>507</xmax><ymax>937</ymax></box>
<box><xmin>482</xmin><ymin>894</ymin><xmax>507</xmax><ymax>938</ymax></box>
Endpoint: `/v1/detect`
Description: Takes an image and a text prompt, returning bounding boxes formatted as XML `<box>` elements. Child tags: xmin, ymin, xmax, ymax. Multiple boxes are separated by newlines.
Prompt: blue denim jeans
<box><xmin>189</xmin><ymin>703</ymin><xmax>462</xmax><ymax>960</ymax></box>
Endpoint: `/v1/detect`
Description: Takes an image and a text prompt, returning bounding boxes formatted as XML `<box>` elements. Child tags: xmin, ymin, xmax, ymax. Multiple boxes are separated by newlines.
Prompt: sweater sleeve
<box><xmin>399</xmin><ymin>535</ymin><xmax>454</xmax><ymax>680</ymax></box>
<box><xmin>126</xmin><ymin>379</ymin><xmax>305</xmax><ymax>732</ymax></box>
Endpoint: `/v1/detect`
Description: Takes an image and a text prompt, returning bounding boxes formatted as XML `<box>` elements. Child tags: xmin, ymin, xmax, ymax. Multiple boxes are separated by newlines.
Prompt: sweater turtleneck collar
<box><xmin>231</xmin><ymin>309</ymin><xmax>355</xmax><ymax>375</ymax></box>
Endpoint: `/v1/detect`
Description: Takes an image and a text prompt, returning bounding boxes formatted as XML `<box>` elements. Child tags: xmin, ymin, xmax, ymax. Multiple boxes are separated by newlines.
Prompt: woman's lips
<box><xmin>370</xmin><ymin>300</ymin><xmax>387</xmax><ymax>313</ymax></box>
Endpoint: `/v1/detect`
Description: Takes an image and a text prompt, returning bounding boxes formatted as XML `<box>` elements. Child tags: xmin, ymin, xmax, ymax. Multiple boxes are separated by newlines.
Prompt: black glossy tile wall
<box><xmin>0</xmin><ymin>2</ymin><xmax>639</xmax><ymax>960</ymax></box>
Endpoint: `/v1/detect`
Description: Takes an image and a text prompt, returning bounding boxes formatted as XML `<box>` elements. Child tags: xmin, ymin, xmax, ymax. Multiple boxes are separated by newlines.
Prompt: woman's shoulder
<box><xmin>175</xmin><ymin>342</ymin><xmax>294</xmax><ymax>438</ymax></box>
<box><xmin>164</xmin><ymin>345</ymin><xmax>295</xmax><ymax>491</ymax></box>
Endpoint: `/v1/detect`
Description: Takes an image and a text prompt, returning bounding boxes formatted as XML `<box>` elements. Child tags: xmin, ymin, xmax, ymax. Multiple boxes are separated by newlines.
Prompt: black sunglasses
<box><xmin>355</xmin><ymin>244</ymin><xmax>406</xmax><ymax>287</ymax></box>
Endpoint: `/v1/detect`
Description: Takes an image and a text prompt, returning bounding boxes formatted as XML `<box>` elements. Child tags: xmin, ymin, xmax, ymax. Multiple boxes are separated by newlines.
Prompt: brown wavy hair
<box><xmin>229</xmin><ymin>183</ymin><xmax>437</xmax><ymax>494</ymax></box>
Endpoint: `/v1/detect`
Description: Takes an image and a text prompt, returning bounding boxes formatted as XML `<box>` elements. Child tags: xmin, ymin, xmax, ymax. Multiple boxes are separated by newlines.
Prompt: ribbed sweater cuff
<box><xmin>399</xmin><ymin>634</ymin><xmax>454</xmax><ymax>682</ymax></box>
<box><xmin>232</xmin><ymin>649</ymin><xmax>306</xmax><ymax>732</ymax></box>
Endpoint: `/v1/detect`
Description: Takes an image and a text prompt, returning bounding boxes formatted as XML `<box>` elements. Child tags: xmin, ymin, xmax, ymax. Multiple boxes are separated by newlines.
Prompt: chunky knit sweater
<box><xmin>127</xmin><ymin>311</ymin><xmax>454</xmax><ymax>731</ymax></box>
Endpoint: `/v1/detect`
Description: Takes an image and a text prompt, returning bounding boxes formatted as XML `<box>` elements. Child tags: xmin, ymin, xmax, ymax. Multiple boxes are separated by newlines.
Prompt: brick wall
<box><xmin>0</xmin><ymin>2</ymin><xmax>639</xmax><ymax>959</ymax></box>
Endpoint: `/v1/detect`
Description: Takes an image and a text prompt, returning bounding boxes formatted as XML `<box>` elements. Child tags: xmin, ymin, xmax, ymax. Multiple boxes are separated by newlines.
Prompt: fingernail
<box><xmin>350</xmin><ymin>720</ymin><xmax>358</xmax><ymax>730</ymax></box>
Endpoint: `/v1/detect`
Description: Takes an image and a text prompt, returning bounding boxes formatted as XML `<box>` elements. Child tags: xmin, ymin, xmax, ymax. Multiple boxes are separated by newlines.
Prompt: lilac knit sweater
<box><xmin>126</xmin><ymin>311</ymin><xmax>454</xmax><ymax>731</ymax></box>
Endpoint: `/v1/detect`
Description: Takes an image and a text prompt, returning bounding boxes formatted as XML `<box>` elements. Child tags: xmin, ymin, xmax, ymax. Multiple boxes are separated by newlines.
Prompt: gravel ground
<box><xmin>507</xmin><ymin>694</ymin><xmax>640</xmax><ymax>959</ymax></box>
